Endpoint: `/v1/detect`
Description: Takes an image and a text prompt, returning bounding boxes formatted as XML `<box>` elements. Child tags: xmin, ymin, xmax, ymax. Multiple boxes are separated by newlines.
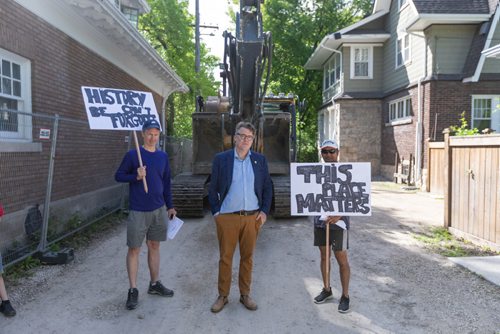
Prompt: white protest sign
<box><xmin>81</xmin><ymin>86</ymin><xmax>161</xmax><ymax>131</ymax></box>
<box><xmin>290</xmin><ymin>162</ymin><xmax>371</xmax><ymax>216</ymax></box>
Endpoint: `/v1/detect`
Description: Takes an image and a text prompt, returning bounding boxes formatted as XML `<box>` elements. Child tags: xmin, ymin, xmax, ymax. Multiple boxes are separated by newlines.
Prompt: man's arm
<box><xmin>115</xmin><ymin>152</ymin><xmax>139</xmax><ymax>183</ymax></box>
<box><xmin>162</xmin><ymin>152</ymin><xmax>174</xmax><ymax>210</ymax></box>
<box><xmin>260</xmin><ymin>155</ymin><xmax>273</xmax><ymax>215</ymax></box>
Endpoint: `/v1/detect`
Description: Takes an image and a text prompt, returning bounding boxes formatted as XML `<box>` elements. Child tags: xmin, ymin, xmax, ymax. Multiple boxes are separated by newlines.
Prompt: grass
<box><xmin>4</xmin><ymin>211</ymin><xmax>125</xmax><ymax>283</ymax></box>
<box><xmin>414</xmin><ymin>227</ymin><xmax>500</xmax><ymax>257</ymax></box>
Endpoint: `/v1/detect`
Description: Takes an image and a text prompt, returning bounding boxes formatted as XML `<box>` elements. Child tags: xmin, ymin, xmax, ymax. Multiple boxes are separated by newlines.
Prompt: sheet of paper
<box><xmin>167</xmin><ymin>216</ymin><xmax>184</xmax><ymax>240</ymax></box>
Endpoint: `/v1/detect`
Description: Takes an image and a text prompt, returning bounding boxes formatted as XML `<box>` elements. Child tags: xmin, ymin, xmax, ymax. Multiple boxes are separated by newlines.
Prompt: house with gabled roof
<box><xmin>0</xmin><ymin>0</ymin><xmax>188</xmax><ymax>258</ymax></box>
<box><xmin>305</xmin><ymin>0</ymin><xmax>500</xmax><ymax>186</ymax></box>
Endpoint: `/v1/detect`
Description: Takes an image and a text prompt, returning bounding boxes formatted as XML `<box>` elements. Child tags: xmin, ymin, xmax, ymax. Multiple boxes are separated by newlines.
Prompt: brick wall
<box><xmin>0</xmin><ymin>0</ymin><xmax>165</xmax><ymax>250</ymax></box>
<box><xmin>337</xmin><ymin>99</ymin><xmax>382</xmax><ymax>175</ymax></box>
<box><xmin>380</xmin><ymin>79</ymin><xmax>500</xmax><ymax>181</ymax></box>
<box><xmin>0</xmin><ymin>0</ymin><xmax>163</xmax><ymax>206</ymax></box>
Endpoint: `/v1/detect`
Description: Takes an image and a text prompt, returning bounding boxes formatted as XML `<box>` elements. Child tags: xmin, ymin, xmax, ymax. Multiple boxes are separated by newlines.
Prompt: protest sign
<box><xmin>81</xmin><ymin>86</ymin><xmax>161</xmax><ymax>131</ymax></box>
<box><xmin>290</xmin><ymin>162</ymin><xmax>371</xmax><ymax>216</ymax></box>
<box><xmin>81</xmin><ymin>86</ymin><xmax>161</xmax><ymax>193</ymax></box>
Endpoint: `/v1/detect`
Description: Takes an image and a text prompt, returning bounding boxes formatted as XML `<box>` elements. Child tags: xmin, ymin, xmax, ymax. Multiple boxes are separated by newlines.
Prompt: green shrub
<box><xmin>449</xmin><ymin>112</ymin><xmax>479</xmax><ymax>136</ymax></box>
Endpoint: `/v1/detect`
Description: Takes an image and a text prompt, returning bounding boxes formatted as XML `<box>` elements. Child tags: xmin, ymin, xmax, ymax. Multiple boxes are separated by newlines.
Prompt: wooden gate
<box><xmin>443</xmin><ymin>130</ymin><xmax>500</xmax><ymax>248</ymax></box>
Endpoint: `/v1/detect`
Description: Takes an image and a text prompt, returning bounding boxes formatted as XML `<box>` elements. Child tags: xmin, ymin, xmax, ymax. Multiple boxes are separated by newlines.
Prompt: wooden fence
<box><xmin>441</xmin><ymin>130</ymin><xmax>500</xmax><ymax>249</ymax></box>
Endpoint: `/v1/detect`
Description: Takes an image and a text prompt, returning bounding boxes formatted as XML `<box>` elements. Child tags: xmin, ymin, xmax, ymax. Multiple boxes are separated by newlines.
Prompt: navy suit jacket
<box><xmin>208</xmin><ymin>149</ymin><xmax>273</xmax><ymax>215</ymax></box>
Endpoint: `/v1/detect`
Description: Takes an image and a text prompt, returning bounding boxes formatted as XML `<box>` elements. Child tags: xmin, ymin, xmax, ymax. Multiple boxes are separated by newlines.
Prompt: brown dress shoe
<box><xmin>239</xmin><ymin>295</ymin><xmax>258</xmax><ymax>310</ymax></box>
<box><xmin>211</xmin><ymin>296</ymin><xmax>228</xmax><ymax>313</ymax></box>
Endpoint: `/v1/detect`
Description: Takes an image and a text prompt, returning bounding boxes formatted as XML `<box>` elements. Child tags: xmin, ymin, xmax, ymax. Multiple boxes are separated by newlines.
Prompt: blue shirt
<box><xmin>115</xmin><ymin>147</ymin><xmax>173</xmax><ymax>212</ymax></box>
<box><xmin>219</xmin><ymin>150</ymin><xmax>259</xmax><ymax>214</ymax></box>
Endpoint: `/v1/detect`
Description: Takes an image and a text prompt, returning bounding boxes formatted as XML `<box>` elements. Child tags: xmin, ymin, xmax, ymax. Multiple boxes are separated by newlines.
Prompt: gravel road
<box><xmin>2</xmin><ymin>183</ymin><xmax>499</xmax><ymax>334</ymax></box>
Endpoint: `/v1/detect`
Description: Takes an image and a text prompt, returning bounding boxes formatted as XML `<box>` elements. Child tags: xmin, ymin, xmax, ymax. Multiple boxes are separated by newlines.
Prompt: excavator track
<box><xmin>171</xmin><ymin>173</ymin><xmax>208</xmax><ymax>218</ymax></box>
<box><xmin>271</xmin><ymin>175</ymin><xmax>291</xmax><ymax>218</ymax></box>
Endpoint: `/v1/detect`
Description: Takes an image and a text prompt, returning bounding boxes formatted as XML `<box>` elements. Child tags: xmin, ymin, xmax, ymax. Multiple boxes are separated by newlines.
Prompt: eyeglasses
<box><xmin>321</xmin><ymin>149</ymin><xmax>337</xmax><ymax>154</ymax></box>
<box><xmin>236</xmin><ymin>133</ymin><xmax>255</xmax><ymax>141</ymax></box>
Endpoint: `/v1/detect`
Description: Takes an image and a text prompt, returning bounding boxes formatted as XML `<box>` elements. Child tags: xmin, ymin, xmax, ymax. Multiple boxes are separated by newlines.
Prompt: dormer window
<box><xmin>112</xmin><ymin>0</ymin><xmax>140</xmax><ymax>28</ymax></box>
<box><xmin>121</xmin><ymin>6</ymin><xmax>139</xmax><ymax>27</ymax></box>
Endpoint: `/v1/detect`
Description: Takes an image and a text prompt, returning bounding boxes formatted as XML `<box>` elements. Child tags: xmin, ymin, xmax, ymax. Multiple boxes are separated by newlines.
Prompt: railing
<box><xmin>0</xmin><ymin>110</ymin><xmax>193</xmax><ymax>267</ymax></box>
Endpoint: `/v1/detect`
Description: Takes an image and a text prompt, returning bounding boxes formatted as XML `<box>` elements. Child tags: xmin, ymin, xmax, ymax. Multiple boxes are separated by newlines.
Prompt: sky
<box><xmin>187</xmin><ymin>0</ymin><xmax>234</xmax><ymax>61</ymax></box>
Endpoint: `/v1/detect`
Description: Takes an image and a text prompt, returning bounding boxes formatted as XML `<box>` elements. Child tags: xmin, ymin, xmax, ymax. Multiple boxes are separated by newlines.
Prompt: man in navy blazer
<box><xmin>208</xmin><ymin>121</ymin><xmax>273</xmax><ymax>313</ymax></box>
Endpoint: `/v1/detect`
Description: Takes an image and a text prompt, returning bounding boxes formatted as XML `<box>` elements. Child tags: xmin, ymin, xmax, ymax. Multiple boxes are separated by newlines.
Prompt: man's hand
<box><xmin>256</xmin><ymin>211</ymin><xmax>267</xmax><ymax>227</ymax></box>
<box><xmin>325</xmin><ymin>216</ymin><xmax>342</xmax><ymax>225</ymax></box>
<box><xmin>136</xmin><ymin>166</ymin><xmax>146</xmax><ymax>180</ymax></box>
<box><xmin>167</xmin><ymin>207</ymin><xmax>177</xmax><ymax>220</ymax></box>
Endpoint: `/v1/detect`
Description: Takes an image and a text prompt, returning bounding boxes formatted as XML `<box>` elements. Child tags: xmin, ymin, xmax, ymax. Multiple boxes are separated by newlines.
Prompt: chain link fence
<box><xmin>0</xmin><ymin>109</ymin><xmax>192</xmax><ymax>268</ymax></box>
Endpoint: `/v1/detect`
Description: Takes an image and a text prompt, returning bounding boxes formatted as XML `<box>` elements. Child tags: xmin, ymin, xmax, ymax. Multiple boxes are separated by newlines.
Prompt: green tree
<box><xmin>140</xmin><ymin>0</ymin><xmax>219</xmax><ymax>137</ymax></box>
<box><xmin>262</xmin><ymin>0</ymin><xmax>372</xmax><ymax>161</ymax></box>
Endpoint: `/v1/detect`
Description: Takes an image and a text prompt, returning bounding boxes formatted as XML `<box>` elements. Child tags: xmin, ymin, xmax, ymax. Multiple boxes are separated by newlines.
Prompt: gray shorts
<box><xmin>127</xmin><ymin>206</ymin><xmax>168</xmax><ymax>248</ymax></box>
<box><xmin>0</xmin><ymin>252</ymin><xmax>3</xmax><ymax>274</ymax></box>
<box><xmin>314</xmin><ymin>227</ymin><xmax>349</xmax><ymax>251</ymax></box>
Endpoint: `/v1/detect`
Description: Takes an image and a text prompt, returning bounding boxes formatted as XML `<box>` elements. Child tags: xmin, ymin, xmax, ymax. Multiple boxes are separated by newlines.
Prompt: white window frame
<box><xmin>398</xmin><ymin>0</ymin><xmax>408</xmax><ymax>11</ymax></box>
<box><xmin>471</xmin><ymin>95</ymin><xmax>500</xmax><ymax>133</ymax></box>
<box><xmin>350</xmin><ymin>45</ymin><xmax>373</xmax><ymax>79</ymax></box>
<box><xmin>0</xmin><ymin>48</ymin><xmax>32</xmax><ymax>143</ymax></box>
<box><xmin>121</xmin><ymin>5</ymin><xmax>139</xmax><ymax>28</ymax></box>
<box><xmin>396</xmin><ymin>33</ymin><xmax>411</xmax><ymax>68</ymax></box>
<box><xmin>388</xmin><ymin>96</ymin><xmax>412</xmax><ymax>123</ymax></box>
<box><xmin>323</xmin><ymin>53</ymin><xmax>341</xmax><ymax>91</ymax></box>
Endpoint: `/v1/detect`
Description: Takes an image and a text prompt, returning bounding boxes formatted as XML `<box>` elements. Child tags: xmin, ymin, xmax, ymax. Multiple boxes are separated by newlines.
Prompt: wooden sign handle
<box><xmin>325</xmin><ymin>225</ymin><xmax>330</xmax><ymax>289</ymax></box>
<box><xmin>133</xmin><ymin>131</ymin><xmax>148</xmax><ymax>193</ymax></box>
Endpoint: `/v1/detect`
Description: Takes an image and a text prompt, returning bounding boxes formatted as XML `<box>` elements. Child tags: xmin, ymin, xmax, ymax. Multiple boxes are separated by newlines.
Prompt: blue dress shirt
<box><xmin>219</xmin><ymin>150</ymin><xmax>259</xmax><ymax>214</ymax></box>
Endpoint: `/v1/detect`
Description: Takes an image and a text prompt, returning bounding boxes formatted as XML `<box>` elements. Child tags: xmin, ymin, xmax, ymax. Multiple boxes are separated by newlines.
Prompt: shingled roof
<box><xmin>412</xmin><ymin>0</ymin><xmax>493</xmax><ymax>14</ymax></box>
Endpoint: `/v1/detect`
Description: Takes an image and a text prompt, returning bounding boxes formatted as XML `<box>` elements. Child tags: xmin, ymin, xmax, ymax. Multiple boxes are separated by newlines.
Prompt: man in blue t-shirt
<box><xmin>313</xmin><ymin>139</ymin><xmax>351</xmax><ymax>313</ymax></box>
<box><xmin>115</xmin><ymin>120</ymin><xmax>177</xmax><ymax>310</ymax></box>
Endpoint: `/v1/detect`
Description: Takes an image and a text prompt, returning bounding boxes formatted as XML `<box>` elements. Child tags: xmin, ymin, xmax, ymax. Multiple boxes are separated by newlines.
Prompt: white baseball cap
<box><xmin>320</xmin><ymin>139</ymin><xmax>339</xmax><ymax>149</ymax></box>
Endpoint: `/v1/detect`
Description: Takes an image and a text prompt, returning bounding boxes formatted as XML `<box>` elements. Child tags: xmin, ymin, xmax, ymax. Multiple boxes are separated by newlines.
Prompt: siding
<box><xmin>382</xmin><ymin>1</ymin><xmax>426</xmax><ymax>92</ymax></box>
<box><xmin>342</xmin><ymin>45</ymin><xmax>384</xmax><ymax>93</ymax></box>
<box><xmin>427</xmin><ymin>25</ymin><xmax>477</xmax><ymax>75</ymax></box>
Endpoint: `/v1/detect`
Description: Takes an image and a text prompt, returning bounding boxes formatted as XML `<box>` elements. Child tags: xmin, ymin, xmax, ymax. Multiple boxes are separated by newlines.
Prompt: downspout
<box><xmin>415</xmin><ymin>35</ymin><xmax>428</xmax><ymax>187</ymax></box>
<box><xmin>415</xmin><ymin>76</ymin><xmax>424</xmax><ymax>186</ymax></box>
<box><xmin>161</xmin><ymin>91</ymin><xmax>171</xmax><ymax>152</ymax></box>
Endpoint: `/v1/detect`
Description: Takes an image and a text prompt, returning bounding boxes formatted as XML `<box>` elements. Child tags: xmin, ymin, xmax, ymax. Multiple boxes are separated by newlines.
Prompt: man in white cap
<box><xmin>313</xmin><ymin>139</ymin><xmax>351</xmax><ymax>313</ymax></box>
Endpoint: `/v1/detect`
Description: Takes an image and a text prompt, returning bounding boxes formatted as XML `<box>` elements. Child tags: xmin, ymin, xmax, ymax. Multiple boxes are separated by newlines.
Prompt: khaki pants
<box><xmin>214</xmin><ymin>213</ymin><xmax>260</xmax><ymax>296</ymax></box>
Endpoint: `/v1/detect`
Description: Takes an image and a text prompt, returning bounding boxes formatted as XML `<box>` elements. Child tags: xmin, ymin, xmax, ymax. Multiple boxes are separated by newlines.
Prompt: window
<box><xmin>322</xmin><ymin>52</ymin><xmax>342</xmax><ymax>101</ymax></box>
<box><xmin>396</xmin><ymin>34</ymin><xmax>410</xmax><ymax>68</ymax></box>
<box><xmin>121</xmin><ymin>6</ymin><xmax>139</xmax><ymax>27</ymax></box>
<box><xmin>0</xmin><ymin>48</ymin><xmax>32</xmax><ymax>142</ymax></box>
<box><xmin>389</xmin><ymin>97</ymin><xmax>411</xmax><ymax>122</ymax></box>
<box><xmin>472</xmin><ymin>96</ymin><xmax>500</xmax><ymax>132</ymax></box>
<box><xmin>350</xmin><ymin>46</ymin><xmax>373</xmax><ymax>79</ymax></box>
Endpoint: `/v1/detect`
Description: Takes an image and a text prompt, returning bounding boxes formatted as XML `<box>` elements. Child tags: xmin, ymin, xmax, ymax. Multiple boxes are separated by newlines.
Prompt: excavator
<box><xmin>172</xmin><ymin>0</ymin><xmax>299</xmax><ymax>218</ymax></box>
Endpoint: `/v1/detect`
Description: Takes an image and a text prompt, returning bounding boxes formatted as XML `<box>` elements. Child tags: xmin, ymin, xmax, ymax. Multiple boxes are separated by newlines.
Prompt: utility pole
<box><xmin>195</xmin><ymin>0</ymin><xmax>200</xmax><ymax>112</ymax></box>
<box><xmin>194</xmin><ymin>0</ymin><xmax>218</xmax><ymax>112</ymax></box>
<box><xmin>195</xmin><ymin>0</ymin><xmax>200</xmax><ymax>74</ymax></box>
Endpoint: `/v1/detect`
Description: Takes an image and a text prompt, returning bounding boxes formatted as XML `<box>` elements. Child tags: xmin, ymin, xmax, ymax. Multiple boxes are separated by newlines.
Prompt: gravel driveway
<box><xmin>2</xmin><ymin>182</ymin><xmax>499</xmax><ymax>333</ymax></box>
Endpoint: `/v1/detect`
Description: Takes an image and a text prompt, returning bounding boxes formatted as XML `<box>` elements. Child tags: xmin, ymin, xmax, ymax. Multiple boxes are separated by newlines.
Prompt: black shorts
<box><xmin>314</xmin><ymin>226</ymin><xmax>349</xmax><ymax>251</ymax></box>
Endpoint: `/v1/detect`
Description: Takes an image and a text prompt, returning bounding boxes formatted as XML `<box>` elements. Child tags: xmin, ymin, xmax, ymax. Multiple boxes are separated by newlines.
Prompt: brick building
<box><xmin>0</xmin><ymin>0</ymin><xmax>187</xmax><ymax>254</ymax></box>
<box><xmin>305</xmin><ymin>0</ymin><xmax>500</xmax><ymax>186</ymax></box>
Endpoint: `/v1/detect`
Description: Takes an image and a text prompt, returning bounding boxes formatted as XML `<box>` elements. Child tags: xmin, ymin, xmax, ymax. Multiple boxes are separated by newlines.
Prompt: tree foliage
<box><xmin>262</xmin><ymin>0</ymin><xmax>373</xmax><ymax>161</ymax></box>
<box><xmin>140</xmin><ymin>0</ymin><xmax>219</xmax><ymax>137</ymax></box>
